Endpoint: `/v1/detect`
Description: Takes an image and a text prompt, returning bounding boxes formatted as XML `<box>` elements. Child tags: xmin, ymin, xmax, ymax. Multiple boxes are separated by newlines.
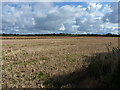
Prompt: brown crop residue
<box><xmin>1</xmin><ymin>37</ymin><xmax>119</xmax><ymax>88</ymax></box>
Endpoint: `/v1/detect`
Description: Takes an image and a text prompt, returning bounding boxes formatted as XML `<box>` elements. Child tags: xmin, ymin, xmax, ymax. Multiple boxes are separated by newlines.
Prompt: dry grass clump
<box><xmin>41</xmin><ymin>45</ymin><xmax>120</xmax><ymax>88</ymax></box>
<box><xmin>86</xmin><ymin>45</ymin><xmax>120</xmax><ymax>88</ymax></box>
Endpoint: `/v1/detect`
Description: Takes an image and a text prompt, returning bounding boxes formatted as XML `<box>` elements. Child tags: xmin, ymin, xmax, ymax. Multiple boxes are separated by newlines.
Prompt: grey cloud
<box><xmin>102</xmin><ymin>2</ymin><xmax>119</xmax><ymax>23</ymax></box>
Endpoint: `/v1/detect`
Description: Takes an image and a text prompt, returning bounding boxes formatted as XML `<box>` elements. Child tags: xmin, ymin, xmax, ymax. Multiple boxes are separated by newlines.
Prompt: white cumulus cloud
<box><xmin>1</xmin><ymin>2</ymin><xmax>119</xmax><ymax>34</ymax></box>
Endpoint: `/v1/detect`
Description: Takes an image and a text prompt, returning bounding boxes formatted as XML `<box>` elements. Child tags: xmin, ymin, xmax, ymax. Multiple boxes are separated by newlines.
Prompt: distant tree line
<box><xmin>0</xmin><ymin>33</ymin><xmax>120</xmax><ymax>37</ymax></box>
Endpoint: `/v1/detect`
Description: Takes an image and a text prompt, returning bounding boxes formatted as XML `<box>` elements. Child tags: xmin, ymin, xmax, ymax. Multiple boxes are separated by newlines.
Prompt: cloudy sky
<box><xmin>1</xmin><ymin>2</ymin><xmax>119</xmax><ymax>34</ymax></box>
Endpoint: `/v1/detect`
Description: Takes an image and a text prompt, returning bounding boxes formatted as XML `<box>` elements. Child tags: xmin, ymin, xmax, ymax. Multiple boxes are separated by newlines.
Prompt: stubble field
<box><xmin>1</xmin><ymin>36</ymin><xmax>119</xmax><ymax>88</ymax></box>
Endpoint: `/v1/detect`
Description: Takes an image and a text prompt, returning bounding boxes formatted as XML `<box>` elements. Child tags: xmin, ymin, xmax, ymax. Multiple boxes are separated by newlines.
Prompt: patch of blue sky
<box><xmin>99</xmin><ymin>2</ymin><xmax>115</xmax><ymax>11</ymax></box>
<box><xmin>2</xmin><ymin>2</ymin><xmax>36</xmax><ymax>12</ymax></box>
<box><xmin>2</xmin><ymin>2</ymin><xmax>21</xmax><ymax>8</ymax></box>
<box><xmin>54</xmin><ymin>2</ymin><xmax>87</xmax><ymax>8</ymax></box>
<box><xmin>79</xmin><ymin>16</ymin><xmax>87</xmax><ymax>19</ymax></box>
<box><xmin>54</xmin><ymin>2</ymin><xmax>115</xmax><ymax>12</ymax></box>
<box><xmin>2</xmin><ymin>2</ymin><xmax>34</xmax><ymax>8</ymax></box>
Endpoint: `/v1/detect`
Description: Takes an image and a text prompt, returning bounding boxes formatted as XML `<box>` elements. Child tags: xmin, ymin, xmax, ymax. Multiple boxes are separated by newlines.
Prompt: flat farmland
<box><xmin>1</xmin><ymin>36</ymin><xmax>119</xmax><ymax>88</ymax></box>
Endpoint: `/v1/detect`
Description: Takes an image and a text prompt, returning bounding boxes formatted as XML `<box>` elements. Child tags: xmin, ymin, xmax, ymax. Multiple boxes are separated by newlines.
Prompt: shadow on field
<box><xmin>43</xmin><ymin>47</ymin><xmax>120</xmax><ymax>88</ymax></box>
